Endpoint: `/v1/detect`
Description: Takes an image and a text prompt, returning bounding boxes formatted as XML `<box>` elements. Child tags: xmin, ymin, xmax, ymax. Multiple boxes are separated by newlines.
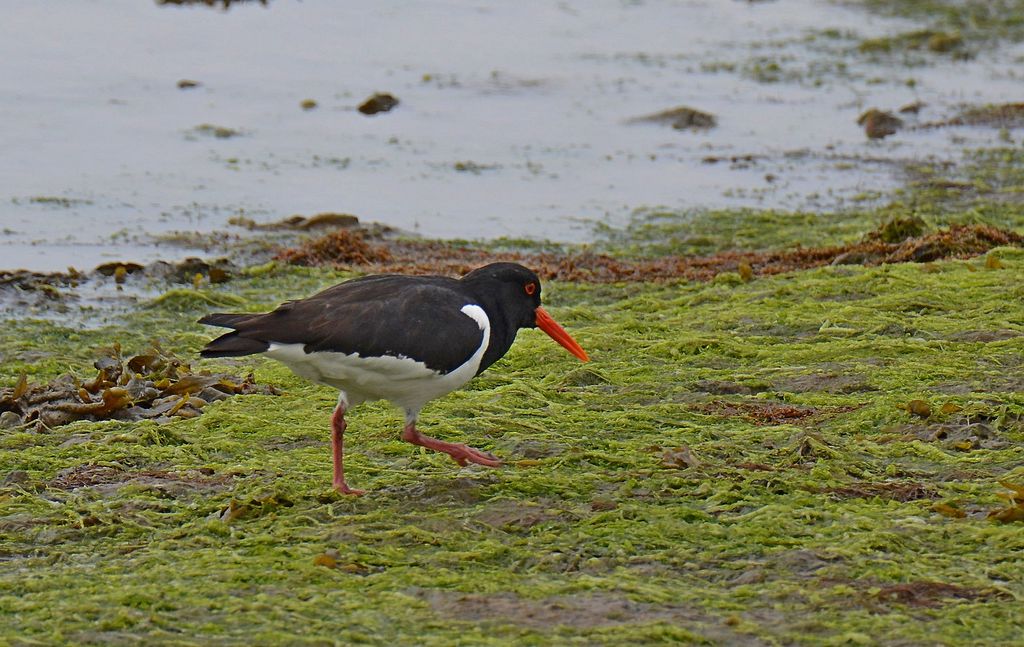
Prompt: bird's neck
<box><xmin>464</xmin><ymin>285</ymin><xmax>521</xmax><ymax>374</ymax></box>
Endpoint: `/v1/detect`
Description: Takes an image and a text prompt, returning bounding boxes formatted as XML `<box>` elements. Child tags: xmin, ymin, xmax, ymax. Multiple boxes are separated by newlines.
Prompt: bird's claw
<box><xmin>334</xmin><ymin>482</ymin><xmax>366</xmax><ymax>496</ymax></box>
<box><xmin>444</xmin><ymin>444</ymin><xmax>502</xmax><ymax>468</ymax></box>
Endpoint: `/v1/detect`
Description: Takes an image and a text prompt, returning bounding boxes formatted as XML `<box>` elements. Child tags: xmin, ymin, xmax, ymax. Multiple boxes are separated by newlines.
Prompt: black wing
<box><xmin>200</xmin><ymin>275</ymin><xmax>486</xmax><ymax>374</ymax></box>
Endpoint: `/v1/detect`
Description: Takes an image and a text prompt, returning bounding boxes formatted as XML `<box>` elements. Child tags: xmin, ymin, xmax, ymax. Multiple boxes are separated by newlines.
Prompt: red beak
<box><xmin>534</xmin><ymin>307</ymin><xmax>589</xmax><ymax>362</ymax></box>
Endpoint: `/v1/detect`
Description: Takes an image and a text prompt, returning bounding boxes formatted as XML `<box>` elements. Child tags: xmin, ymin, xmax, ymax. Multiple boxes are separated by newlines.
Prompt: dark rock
<box><xmin>857</xmin><ymin>109</ymin><xmax>903</xmax><ymax>139</ymax></box>
<box><xmin>358</xmin><ymin>93</ymin><xmax>399</xmax><ymax>115</ymax></box>
<box><xmin>630</xmin><ymin>106</ymin><xmax>717</xmax><ymax>130</ymax></box>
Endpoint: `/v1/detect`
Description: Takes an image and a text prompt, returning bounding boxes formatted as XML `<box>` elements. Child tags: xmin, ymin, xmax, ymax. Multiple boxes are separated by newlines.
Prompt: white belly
<box><xmin>263</xmin><ymin>304</ymin><xmax>491</xmax><ymax>416</ymax></box>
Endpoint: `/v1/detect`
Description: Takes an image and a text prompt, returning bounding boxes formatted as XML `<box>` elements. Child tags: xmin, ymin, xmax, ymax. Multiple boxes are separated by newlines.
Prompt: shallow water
<box><xmin>1</xmin><ymin>0</ymin><xmax>1021</xmax><ymax>271</ymax></box>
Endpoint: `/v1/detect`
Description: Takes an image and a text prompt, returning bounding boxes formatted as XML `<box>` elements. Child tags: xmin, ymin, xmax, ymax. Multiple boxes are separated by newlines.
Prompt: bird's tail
<box><xmin>198</xmin><ymin>313</ymin><xmax>253</xmax><ymax>328</ymax></box>
<box><xmin>198</xmin><ymin>313</ymin><xmax>270</xmax><ymax>358</ymax></box>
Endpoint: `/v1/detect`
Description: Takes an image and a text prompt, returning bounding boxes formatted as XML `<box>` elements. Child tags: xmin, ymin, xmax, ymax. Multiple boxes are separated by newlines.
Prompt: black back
<box><xmin>200</xmin><ymin>263</ymin><xmax>543</xmax><ymax>376</ymax></box>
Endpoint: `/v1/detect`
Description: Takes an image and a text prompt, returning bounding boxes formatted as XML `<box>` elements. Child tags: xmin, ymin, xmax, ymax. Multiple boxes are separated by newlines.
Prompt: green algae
<box><xmin>21</xmin><ymin>196</ymin><xmax>95</xmax><ymax>208</ymax></box>
<box><xmin>848</xmin><ymin>1</ymin><xmax>1024</xmax><ymax>69</ymax></box>
<box><xmin>855</xmin><ymin>0</ymin><xmax>1024</xmax><ymax>45</ymax></box>
<box><xmin>2</xmin><ymin>246</ymin><xmax>1023</xmax><ymax>644</ymax></box>
<box><xmin>595</xmin><ymin>208</ymin><xmax>874</xmax><ymax>257</ymax></box>
<box><xmin>696</xmin><ymin>2</ymin><xmax>1022</xmax><ymax>93</ymax></box>
<box><xmin>601</xmin><ymin>145</ymin><xmax>1024</xmax><ymax>258</ymax></box>
<box><xmin>858</xmin><ymin>29</ymin><xmax>966</xmax><ymax>59</ymax></box>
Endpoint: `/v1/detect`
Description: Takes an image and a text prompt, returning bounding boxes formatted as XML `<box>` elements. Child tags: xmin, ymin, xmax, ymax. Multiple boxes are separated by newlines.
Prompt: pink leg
<box><xmin>401</xmin><ymin>422</ymin><xmax>502</xmax><ymax>468</ymax></box>
<box><xmin>331</xmin><ymin>403</ymin><xmax>364</xmax><ymax>495</ymax></box>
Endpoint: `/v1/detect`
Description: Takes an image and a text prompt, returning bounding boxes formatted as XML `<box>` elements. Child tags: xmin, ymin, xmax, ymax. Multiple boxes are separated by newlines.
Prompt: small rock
<box><xmin>209</xmin><ymin>267</ymin><xmax>231</xmax><ymax>283</ymax></box>
<box><xmin>857</xmin><ymin>109</ymin><xmax>903</xmax><ymax>139</ymax></box>
<box><xmin>630</xmin><ymin>105</ymin><xmax>717</xmax><ymax>130</ymax></box>
<box><xmin>2</xmin><ymin>470</ymin><xmax>29</xmax><ymax>485</ymax></box>
<box><xmin>192</xmin><ymin>124</ymin><xmax>242</xmax><ymax>139</ymax></box>
<box><xmin>358</xmin><ymin>93</ymin><xmax>399</xmax><ymax>115</ymax></box>
<box><xmin>907</xmin><ymin>399</ymin><xmax>931</xmax><ymax>418</ymax></box>
<box><xmin>0</xmin><ymin>411</ymin><xmax>22</xmax><ymax>429</ymax></box>
<box><xmin>301</xmin><ymin>213</ymin><xmax>360</xmax><ymax>229</ymax></box>
<box><xmin>661</xmin><ymin>446</ymin><xmax>701</xmax><ymax>469</ymax></box>
<box><xmin>94</xmin><ymin>262</ymin><xmax>144</xmax><ymax>277</ymax></box>
<box><xmin>229</xmin><ymin>213</ymin><xmax>359</xmax><ymax>231</ymax></box>
<box><xmin>899</xmin><ymin>101</ymin><xmax>926</xmax><ymax>114</ymax></box>
<box><xmin>146</xmin><ymin>257</ymin><xmax>236</xmax><ymax>285</ymax></box>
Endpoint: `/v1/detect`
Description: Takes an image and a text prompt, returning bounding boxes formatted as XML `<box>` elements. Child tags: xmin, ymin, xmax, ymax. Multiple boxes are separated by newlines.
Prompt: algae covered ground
<box><xmin>2</xmin><ymin>235</ymin><xmax>1024</xmax><ymax>643</ymax></box>
<box><xmin>7</xmin><ymin>0</ymin><xmax>1024</xmax><ymax>642</ymax></box>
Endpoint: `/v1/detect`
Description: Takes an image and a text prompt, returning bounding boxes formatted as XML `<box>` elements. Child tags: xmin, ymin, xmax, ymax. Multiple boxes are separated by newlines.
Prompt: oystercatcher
<box><xmin>199</xmin><ymin>262</ymin><xmax>588</xmax><ymax>494</ymax></box>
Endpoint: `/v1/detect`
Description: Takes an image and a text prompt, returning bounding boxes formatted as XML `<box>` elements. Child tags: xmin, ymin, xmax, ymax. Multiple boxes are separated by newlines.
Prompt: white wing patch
<box><xmin>264</xmin><ymin>304</ymin><xmax>491</xmax><ymax>415</ymax></box>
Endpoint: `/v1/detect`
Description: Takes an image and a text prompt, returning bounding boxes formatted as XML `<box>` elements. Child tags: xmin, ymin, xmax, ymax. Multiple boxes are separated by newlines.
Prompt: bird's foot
<box><xmin>401</xmin><ymin>424</ymin><xmax>502</xmax><ymax>468</ymax></box>
<box><xmin>333</xmin><ymin>479</ymin><xmax>366</xmax><ymax>496</ymax></box>
<box><xmin>443</xmin><ymin>443</ymin><xmax>503</xmax><ymax>468</ymax></box>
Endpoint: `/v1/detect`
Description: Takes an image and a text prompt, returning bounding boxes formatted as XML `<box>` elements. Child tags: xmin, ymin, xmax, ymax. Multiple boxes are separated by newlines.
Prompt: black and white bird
<box><xmin>199</xmin><ymin>262</ymin><xmax>588</xmax><ymax>494</ymax></box>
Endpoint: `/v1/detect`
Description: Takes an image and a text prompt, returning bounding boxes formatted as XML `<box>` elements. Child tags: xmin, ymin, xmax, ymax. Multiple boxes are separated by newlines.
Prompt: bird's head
<box><xmin>462</xmin><ymin>263</ymin><xmax>589</xmax><ymax>362</ymax></box>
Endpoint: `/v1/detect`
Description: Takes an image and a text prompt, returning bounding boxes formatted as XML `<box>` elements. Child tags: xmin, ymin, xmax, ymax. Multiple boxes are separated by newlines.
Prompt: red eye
<box><xmin>524</xmin><ymin>282</ymin><xmax>536</xmax><ymax>296</ymax></box>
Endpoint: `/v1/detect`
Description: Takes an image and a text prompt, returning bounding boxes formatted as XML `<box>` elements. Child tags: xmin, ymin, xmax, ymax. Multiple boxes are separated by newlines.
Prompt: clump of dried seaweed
<box><xmin>273</xmin><ymin>222</ymin><xmax>1023</xmax><ymax>283</ymax></box>
<box><xmin>0</xmin><ymin>342</ymin><xmax>279</xmax><ymax>431</ymax></box>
